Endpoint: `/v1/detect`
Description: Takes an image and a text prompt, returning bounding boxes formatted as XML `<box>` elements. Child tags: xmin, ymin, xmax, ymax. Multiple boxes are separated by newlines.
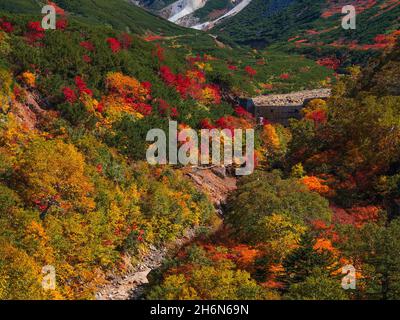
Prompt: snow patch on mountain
<box><xmin>192</xmin><ymin>0</ymin><xmax>251</xmax><ymax>30</ymax></box>
<box><xmin>155</xmin><ymin>0</ymin><xmax>252</xmax><ymax>30</ymax></box>
<box><xmin>166</xmin><ymin>0</ymin><xmax>208</xmax><ymax>22</ymax></box>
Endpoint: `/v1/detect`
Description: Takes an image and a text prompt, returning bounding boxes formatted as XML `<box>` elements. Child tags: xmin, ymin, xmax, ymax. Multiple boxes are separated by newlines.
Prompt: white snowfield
<box><xmin>168</xmin><ymin>0</ymin><xmax>208</xmax><ymax>23</ymax></box>
<box><xmin>165</xmin><ymin>0</ymin><xmax>252</xmax><ymax>30</ymax></box>
<box><xmin>192</xmin><ymin>0</ymin><xmax>252</xmax><ymax>30</ymax></box>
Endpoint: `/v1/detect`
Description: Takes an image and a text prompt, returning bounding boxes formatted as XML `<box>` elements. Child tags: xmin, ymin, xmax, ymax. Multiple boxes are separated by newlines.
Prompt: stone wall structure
<box><xmin>243</xmin><ymin>88</ymin><xmax>331</xmax><ymax>126</ymax></box>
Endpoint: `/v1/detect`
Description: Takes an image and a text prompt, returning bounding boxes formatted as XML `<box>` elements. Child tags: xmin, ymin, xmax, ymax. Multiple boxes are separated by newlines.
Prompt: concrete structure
<box><xmin>242</xmin><ymin>89</ymin><xmax>331</xmax><ymax>126</ymax></box>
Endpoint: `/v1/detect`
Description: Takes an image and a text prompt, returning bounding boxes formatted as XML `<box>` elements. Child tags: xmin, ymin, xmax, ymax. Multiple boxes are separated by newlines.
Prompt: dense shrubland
<box><xmin>1</xmin><ymin>1</ymin><xmax>399</xmax><ymax>300</ymax></box>
<box><xmin>146</xmin><ymin>43</ymin><xmax>400</xmax><ymax>300</ymax></box>
<box><xmin>213</xmin><ymin>0</ymin><xmax>400</xmax><ymax>69</ymax></box>
<box><xmin>0</xmin><ymin>4</ymin><xmax>330</xmax><ymax>299</ymax></box>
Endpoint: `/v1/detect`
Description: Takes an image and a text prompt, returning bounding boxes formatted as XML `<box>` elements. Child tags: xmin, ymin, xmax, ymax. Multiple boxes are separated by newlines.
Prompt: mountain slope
<box><xmin>212</xmin><ymin>0</ymin><xmax>400</xmax><ymax>48</ymax></box>
<box><xmin>0</xmin><ymin>0</ymin><xmax>335</xmax><ymax>299</ymax></box>
<box><xmin>192</xmin><ymin>0</ymin><xmax>252</xmax><ymax>30</ymax></box>
<box><xmin>137</xmin><ymin>0</ymin><xmax>251</xmax><ymax>29</ymax></box>
<box><xmin>2</xmin><ymin>0</ymin><xmax>400</xmax><ymax>302</ymax></box>
<box><xmin>0</xmin><ymin>0</ymin><xmax>196</xmax><ymax>35</ymax></box>
<box><xmin>164</xmin><ymin>0</ymin><xmax>208</xmax><ymax>23</ymax></box>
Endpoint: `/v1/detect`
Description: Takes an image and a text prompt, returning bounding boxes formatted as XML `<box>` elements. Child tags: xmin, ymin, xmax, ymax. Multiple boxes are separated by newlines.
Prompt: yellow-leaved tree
<box><xmin>0</xmin><ymin>68</ymin><xmax>12</xmax><ymax>113</ymax></box>
<box><xmin>0</xmin><ymin>240</ymin><xmax>49</xmax><ymax>300</ymax></box>
<box><xmin>17</xmin><ymin>138</ymin><xmax>95</xmax><ymax>213</ymax></box>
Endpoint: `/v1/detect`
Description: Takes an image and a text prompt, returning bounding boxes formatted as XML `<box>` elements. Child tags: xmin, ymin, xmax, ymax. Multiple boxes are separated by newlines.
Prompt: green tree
<box><xmin>280</xmin><ymin>234</ymin><xmax>339</xmax><ymax>290</ymax></box>
<box><xmin>225</xmin><ymin>170</ymin><xmax>332</xmax><ymax>244</ymax></box>
<box><xmin>284</xmin><ymin>268</ymin><xmax>348</xmax><ymax>300</ymax></box>
<box><xmin>16</xmin><ymin>138</ymin><xmax>95</xmax><ymax>214</ymax></box>
<box><xmin>147</xmin><ymin>264</ymin><xmax>277</xmax><ymax>300</ymax></box>
<box><xmin>338</xmin><ymin>218</ymin><xmax>400</xmax><ymax>300</ymax></box>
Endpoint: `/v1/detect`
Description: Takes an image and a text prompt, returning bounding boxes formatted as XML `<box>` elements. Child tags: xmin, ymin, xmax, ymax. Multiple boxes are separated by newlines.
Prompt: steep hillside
<box><xmin>0</xmin><ymin>0</ymin><xmax>195</xmax><ymax>35</ymax></box>
<box><xmin>214</xmin><ymin>0</ymin><xmax>400</xmax><ymax>45</ymax></box>
<box><xmin>145</xmin><ymin>43</ymin><xmax>400</xmax><ymax>301</ymax></box>
<box><xmin>0</xmin><ymin>1</ymin><xmax>334</xmax><ymax>299</ymax></box>
<box><xmin>192</xmin><ymin>0</ymin><xmax>252</xmax><ymax>30</ymax></box>
<box><xmin>162</xmin><ymin>0</ymin><xmax>208</xmax><ymax>24</ymax></box>
<box><xmin>0</xmin><ymin>0</ymin><xmax>335</xmax><ymax>95</ymax></box>
<box><xmin>2</xmin><ymin>0</ymin><xmax>400</xmax><ymax>302</ymax></box>
<box><xmin>137</xmin><ymin>0</ymin><xmax>251</xmax><ymax>29</ymax></box>
<box><xmin>212</xmin><ymin>0</ymin><xmax>400</xmax><ymax>66</ymax></box>
<box><xmin>133</xmin><ymin>0</ymin><xmax>177</xmax><ymax>11</ymax></box>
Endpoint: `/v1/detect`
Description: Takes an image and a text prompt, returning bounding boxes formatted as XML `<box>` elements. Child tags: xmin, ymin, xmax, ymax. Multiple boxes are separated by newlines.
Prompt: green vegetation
<box><xmin>0</xmin><ymin>0</ymin><xmax>195</xmax><ymax>35</ymax></box>
<box><xmin>145</xmin><ymin>42</ymin><xmax>400</xmax><ymax>300</ymax></box>
<box><xmin>212</xmin><ymin>0</ymin><xmax>400</xmax><ymax>67</ymax></box>
<box><xmin>214</xmin><ymin>0</ymin><xmax>400</xmax><ymax>45</ymax></box>
<box><xmin>194</xmin><ymin>0</ymin><xmax>234</xmax><ymax>21</ymax></box>
<box><xmin>225</xmin><ymin>170</ymin><xmax>331</xmax><ymax>244</ymax></box>
<box><xmin>214</xmin><ymin>0</ymin><xmax>323</xmax><ymax>47</ymax></box>
<box><xmin>1</xmin><ymin>0</ymin><xmax>399</xmax><ymax>301</ymax></box>
<box><xmin>139</xmin><ymin>0</ymin><xmax>177</xmax><ymax>12</ymax></box>
<box><xmin>146</xmin><ymin>244</ymin><xmax>279</xmax><ymax>300</ymax></box>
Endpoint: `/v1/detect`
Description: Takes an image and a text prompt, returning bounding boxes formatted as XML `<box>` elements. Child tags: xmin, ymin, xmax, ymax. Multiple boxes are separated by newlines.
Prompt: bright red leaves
<box><xmin>26</xmin><ymin>21</ymin><xmax>45</xmax><ymax>44</ymax></box>
<box><xmin>0</xmin><ymin>19</ymin><xmax>13</xmax><ymax>33</ymax></box>
<box><xmin>159</xmin><ymin>65</ymin><xmax>221</xmax><ymax>105</ymax></box>
<box><xmin>80</xmin><ymin>41</ymin><xmax>95</xmax><ymax>51</ymax></box>
<box><xmin>107</xmin><ymin>37</ymin><xmax>121</xmax><ymax>53</ymax></box>
<box><xmin>75</xmin><ymin>76</ymin><xmax>93</xmax><ymax>96</ymax></box>
<box><xmin>63</xmin><ymin>87</ymin><xmax>77</xmax><ymax>104</ymax></box>
<box><xmin>62</xmin><ymin>76</ymin><xmax>92</xmax><ymax>104</ymax></box>
<box><xmin>244</xmin><ymin>66</ymin><xmax>257</xmax><ymax>78</ymax></box>
<box><xmin>317</xmin><ymin>57</ymin><xmax>340</xmax><ymax>70</ymax></box>
<box><xmin>279</xmin><ymin>73</ymin><xmax>290</xmax><ymax>80</ymax></box>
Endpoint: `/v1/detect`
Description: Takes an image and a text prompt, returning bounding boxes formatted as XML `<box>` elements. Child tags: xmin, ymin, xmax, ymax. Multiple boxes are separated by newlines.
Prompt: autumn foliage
<box><xmin>301</xmin><ymin>176</ymin><xmax>330</xmax><ymax>195</ymax></box>
<box><xmin>1</xmin><ymin>2</ymin><xmax>400</xmax><ymax>301</ymax></box>
<box><xmin>160</xmin><ymin>65</ymin><xmax>221</xmax><ymax>105</ymax></box>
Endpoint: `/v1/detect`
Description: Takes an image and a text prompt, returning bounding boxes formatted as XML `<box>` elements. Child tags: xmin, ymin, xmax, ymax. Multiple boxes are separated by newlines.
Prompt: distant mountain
<box><xmin>212</xmin><ymin>0</ymin><xmax>400</xmax><ymax>49</ymax></box>
<box><xmin>130</xmin><ymin>0</ymin><xmax>177</xmax><ymax>11</ymax></box>
<box><xmin>0</xmin><ymin>0</ymin><xmax>195</xmax><ymax>35</ymax></box>
<box><xmin>135</xmin><ymin>0</ymin><xmax>251</xmax><ymax>29</ymax></box>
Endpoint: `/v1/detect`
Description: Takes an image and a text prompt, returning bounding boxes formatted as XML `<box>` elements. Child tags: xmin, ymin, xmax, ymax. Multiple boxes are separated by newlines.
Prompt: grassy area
<box><xmin>212</xmin><ymin>0</ymin><xmax>400</xmax><ymax>66</ymax></box>
<box><xmin>194</xmin><ymin>0</ymin><xmax>234</xmax><ymax>22</ymax></box>
<box><xmin>213</xmin><ymin>0</ymin><xmax>324</xmax><ymax>47</ymax></box>
<box><xmin>0</xmin><ymin>0</ymin><xmax>335</xmax><ymax>97</ymax></box>
<box><xmin>157</xmin><ymin>34</ymin><xmax>334</xmax><ymax>95</ymax></box>
<box><xmin>0</xmin><ymin>0</ymin><xmax>197</xmax><ymax>36</ymax></box>
<box><xmin>140</xmin><ymin>0</ymin><xmax>177</xmax><ymax>11</ymax></box>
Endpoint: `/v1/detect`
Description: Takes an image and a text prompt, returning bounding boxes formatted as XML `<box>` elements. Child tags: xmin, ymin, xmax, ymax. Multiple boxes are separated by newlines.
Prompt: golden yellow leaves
<box><xmin>21</xmin><ymin>71</ymin><xmax>36</xmax><ymax>87</ymax></box>
<box><xmin>0</xmin><ymin>68</ymin><xmax>12</xmax><ymax>113</ymax></box>
<box><xmin>17</xmin><ymin>138</ymin><xmax>95</xmax><ymax>212</ymax></box>
<box><xmin>261</xmin><ymin>124</ymin><xmax>280</xmax><ymax>156</ymax></box>
<box><xmin>0</xmin><ymin>31</ymin><xmax>11</xmax><ymax>56</ymax></box>
<box><xmin>302</xmin><ymin>98</ymin><xmax>327</xmax><ymax>117</ymax></box>
<box><xmin>0</xmin><ymin>240</ymin><xmax>49</xmax><ymax>300</ymax></box>
<box><xmin>105</xmin><ymin>72</ymin><xmax>149</xmax><ymax>101</ymax></box>
<box><xmin>95</xmin><ymin>72</ymin><xmax>151</xmax><ymax>124</ymax></box>
<box><xmin>262</xmin><ymin>213</ymin><xmax>307</xmax><ymax>260</ymax></box>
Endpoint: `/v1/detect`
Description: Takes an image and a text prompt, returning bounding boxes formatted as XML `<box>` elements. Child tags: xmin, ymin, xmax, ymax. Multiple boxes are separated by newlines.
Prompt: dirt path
<box><xmin>95</xmin><ymin>167</ymin><xmax>237</xmax><ymax>300</ymax></box>
<box><xmin>96</xmin><ymin>230</ymin><xmax>195</xmax><ymax>300</ymax></box>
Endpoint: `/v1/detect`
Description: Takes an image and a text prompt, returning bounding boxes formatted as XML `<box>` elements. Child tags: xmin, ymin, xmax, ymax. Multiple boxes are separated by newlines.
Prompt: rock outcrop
<box><xmin>96</xmin><ymin>168</ymin><xmax>236</xmax><ymax>300</ymax></box>
<box><xmin>252</xmin><ymin>88</ymin><xmax>331</xmax><ymax>107</ymax></box>
<box><xmin>11</xmin><ymin>92</ymin><xmax>47</xmax><ymax>130</ymax></box>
